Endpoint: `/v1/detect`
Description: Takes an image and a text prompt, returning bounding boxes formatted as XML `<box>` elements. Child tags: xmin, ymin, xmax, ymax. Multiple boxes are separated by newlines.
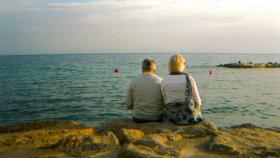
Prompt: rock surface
<box><xmin>0</xmin><ymin>119</ymin><xmax>279</xmax><ymax>158</ymax></box>
<box><xmin>217</xmin><ymin>62</ymin><xmax>280</xmax><ymax>68</ymax></box>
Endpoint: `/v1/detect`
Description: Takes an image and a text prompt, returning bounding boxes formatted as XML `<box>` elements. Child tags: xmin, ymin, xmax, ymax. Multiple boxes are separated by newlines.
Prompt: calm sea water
<box><xmin>0</xmin><ymin>53</ymin><xmax>279</xmax><ymax>129</ymax></box>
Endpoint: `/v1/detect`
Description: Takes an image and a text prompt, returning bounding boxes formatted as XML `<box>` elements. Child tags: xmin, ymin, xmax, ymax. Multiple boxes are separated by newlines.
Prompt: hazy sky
<box><xmin>0</xmin><ymin>0</ymin><xmax>279</xmax><ymax>54</ymax></box>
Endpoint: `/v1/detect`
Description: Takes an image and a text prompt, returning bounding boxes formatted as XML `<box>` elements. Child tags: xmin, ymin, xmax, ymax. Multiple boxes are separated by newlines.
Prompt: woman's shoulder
<box><xmin>162</xmin><ymin>74</ymin><xmax>186</xmax><ymax>82</ymax></box>
<box><xmin>186</xmin><ymin>74</ymin><xmax>197</xmax><ymax>85</ymax></box>
<box><xmin>187</xmin><ymin>74</ymin><xmax>195</xmax><ymax>80</ymax></box>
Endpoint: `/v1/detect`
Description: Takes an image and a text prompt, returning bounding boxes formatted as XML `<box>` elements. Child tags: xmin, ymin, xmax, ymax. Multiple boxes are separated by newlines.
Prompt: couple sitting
<box><xmin>126</xmin><ymin>54</ymin><xmax>203</xmax><ymax>125</ymax></box>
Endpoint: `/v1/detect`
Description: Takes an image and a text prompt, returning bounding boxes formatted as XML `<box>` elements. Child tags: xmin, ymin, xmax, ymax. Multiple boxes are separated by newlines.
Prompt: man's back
<box><xmin>126</xmin><ymin>73</ymin><xmax>163</xmax><ymax>120</ymax></box>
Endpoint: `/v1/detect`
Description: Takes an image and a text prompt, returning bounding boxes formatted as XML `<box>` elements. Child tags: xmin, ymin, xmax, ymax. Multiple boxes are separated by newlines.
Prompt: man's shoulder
<box><xmin>133</xmin><ymin>74</ymin><xmax>162</xmax><ymax>83</ymax></box>
<box><xmin>132</xmin><ymin>74</ymin><xmax>144</xmax><ymax>81</ymax></box>
<box><xmin>150</xmin><ymin>74</ymin><xmax>162</xmax><ymax>81</ymax></box>
<box><xmin>130</xmin><ymin>74</ymin><xmax>145</xmax><ymax>84</ymax></box>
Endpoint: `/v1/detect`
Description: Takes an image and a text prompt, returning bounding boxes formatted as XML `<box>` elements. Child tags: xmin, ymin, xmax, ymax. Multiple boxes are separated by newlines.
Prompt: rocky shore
<box><xmin>217</xmin><ymin>62</ymin><xmax>280</xmax><ymax>68</ymax></box>
<box><xmin>0</xmin><ymin>119</ymin><xmax>279</xmax><ymax>158</ymax></box>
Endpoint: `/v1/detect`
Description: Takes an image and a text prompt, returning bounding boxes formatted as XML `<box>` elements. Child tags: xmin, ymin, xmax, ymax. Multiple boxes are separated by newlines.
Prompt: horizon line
<box><xmin>0</xmin><ymin>51</ymin><xmax>280</xmax><ymax>56</ymax></box>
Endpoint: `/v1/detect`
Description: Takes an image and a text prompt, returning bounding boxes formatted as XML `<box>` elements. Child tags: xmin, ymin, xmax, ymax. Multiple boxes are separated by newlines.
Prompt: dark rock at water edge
<box><xmin>217</xmin><ymin>62</ymin><xmax>280</xmax><ymax>68</ymax></box>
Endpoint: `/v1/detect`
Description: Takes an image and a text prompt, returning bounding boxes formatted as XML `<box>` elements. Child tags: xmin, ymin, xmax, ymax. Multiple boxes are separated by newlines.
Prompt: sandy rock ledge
<box><xmin>0</xmin><ymin>119</ymin><xmax>279</xmax><ymax>158</ymax></box>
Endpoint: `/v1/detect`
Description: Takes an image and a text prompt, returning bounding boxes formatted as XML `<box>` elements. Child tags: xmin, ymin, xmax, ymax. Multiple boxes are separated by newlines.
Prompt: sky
<box><xmin>0</xmin><ymin>0</ymin><xmax>280</xmax><ymax>55</ymax></box>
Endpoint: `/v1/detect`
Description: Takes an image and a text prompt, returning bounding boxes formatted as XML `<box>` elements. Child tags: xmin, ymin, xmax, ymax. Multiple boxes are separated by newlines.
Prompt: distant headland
<box><xmin>217</xmin><ymin>61</ymin><xmax>280</xmax><ymax>68</ymax></box>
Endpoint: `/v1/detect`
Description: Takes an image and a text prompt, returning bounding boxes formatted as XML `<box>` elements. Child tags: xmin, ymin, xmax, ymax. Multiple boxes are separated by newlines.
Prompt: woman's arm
<box><xmin>189</xmin><ymin>75</ymin><xmax>201</xmax><ymax>108</ymax></box>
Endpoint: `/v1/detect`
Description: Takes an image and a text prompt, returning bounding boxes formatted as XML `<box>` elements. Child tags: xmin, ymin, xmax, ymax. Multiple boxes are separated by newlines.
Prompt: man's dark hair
<box><xmin>142</xmin><ymin>58</ymin><xmax>156</xmax><ymax>71</ymax></box>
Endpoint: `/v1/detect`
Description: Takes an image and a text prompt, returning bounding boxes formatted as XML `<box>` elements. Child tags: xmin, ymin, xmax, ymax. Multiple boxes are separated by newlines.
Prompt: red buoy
<box><xmin>114</xmin><ymin>68</ymin><xmax>120</xmax><ymax>73</ymax></box>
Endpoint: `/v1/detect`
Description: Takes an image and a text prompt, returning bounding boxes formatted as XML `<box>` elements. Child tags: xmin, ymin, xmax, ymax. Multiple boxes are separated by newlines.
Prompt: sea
<box><xmin>0</xmin><ymin>53</ymin><xmax>280</xmax><ymax>129</ymax></box>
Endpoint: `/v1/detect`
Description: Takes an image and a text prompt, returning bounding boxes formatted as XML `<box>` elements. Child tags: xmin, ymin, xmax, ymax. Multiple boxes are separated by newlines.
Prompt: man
<box><xmin>126</xmin><ymin>58</ymin><xmax>163</xmax><ymax>123</ymax></box>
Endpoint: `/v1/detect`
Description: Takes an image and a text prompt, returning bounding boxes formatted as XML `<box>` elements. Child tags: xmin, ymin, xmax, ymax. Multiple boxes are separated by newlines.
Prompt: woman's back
<box><xmin>161</xmin><ymin>74</ymin><xmax>187</xmax><ymax>104</ymax></box>
<box><xmin>161</xmin><ymin>73</ymin><xmax>201</xmax><ymax>108</ymax></box>
<box><xmin>162</xmin><ymin>54</ymin><xmax>203</xmax><ymax>124</ymax></box>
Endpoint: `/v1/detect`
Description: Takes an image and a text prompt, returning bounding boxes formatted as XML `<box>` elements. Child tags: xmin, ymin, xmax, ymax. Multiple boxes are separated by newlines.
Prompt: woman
<box><xmin>161</xmin><ymin>54</ymin><xmax>202</xmax><ymax>124</ymax></box>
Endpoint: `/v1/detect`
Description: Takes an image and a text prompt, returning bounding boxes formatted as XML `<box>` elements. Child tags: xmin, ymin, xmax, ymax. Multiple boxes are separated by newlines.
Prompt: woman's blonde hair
<box><xmin>168</xmin><ymin>54</ymin><xmax>186</xmax><ymax>74</ymax></box>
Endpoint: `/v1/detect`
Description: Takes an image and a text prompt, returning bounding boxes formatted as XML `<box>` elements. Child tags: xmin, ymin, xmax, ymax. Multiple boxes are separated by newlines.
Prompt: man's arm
<box><xmin>160</xmin><ymin>79</ymin><xmax>165</xmax><ymax>109</ymax></box>
<box><xmin>126</xmin><ymin>81</ymin><xmax>133</xmax><ymax>109</ymax></box>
